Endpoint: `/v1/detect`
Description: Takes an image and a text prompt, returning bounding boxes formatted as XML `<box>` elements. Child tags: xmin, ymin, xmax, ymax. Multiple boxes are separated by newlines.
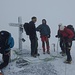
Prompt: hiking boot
<box><xmin>62</xmin><ymin>53</ymin><xmax>66</xmax><ymax>56</ymax></box>
<box><xmin>60</xmin><ymin>51</ymin><xmax>66</xmax><ymax>56</ymax></box>
<box><xmin>60</xmin><ymin>51</ymin><xmax>65</xmax><ymax>54</ymax></box>
<box><xmin>31</xmin><ymin>54</ymin><xmax>37</xmax><ymax>58</ymax></box>
<box><xmin>60</xmin><ymin>51</ymin><xmax>63</xmax><ymax>54</ymax></box>
<box><xmin>36</xmin><ymin>53</ymin><xmax>40</xmax><ymax>56</ymax></box>
<box><xmin>47</xmin><ymin>51</ymin><xmax>50</xmax><ymax>54</ymax></box>
<box><xmin>43</xmin><ymin>52</ymin><xmax>45</xmax><ymax>54</ymax></box>
<box><xmin>64</xmin><ymin>60</ymin><xmax>71</xmax><ymax>64</ymax></box>
<box><xmin>60</xmin><ymin>51</ymin><xmax>64</xmax><ymax>54</ymax></box>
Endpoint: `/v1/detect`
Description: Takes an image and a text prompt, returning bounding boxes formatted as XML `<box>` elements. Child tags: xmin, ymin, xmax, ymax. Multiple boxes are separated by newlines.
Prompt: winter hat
<box><xmin>60</xmin><ymin>25</ymin><xmax>65</xmax><ymax>31</ymax></box>
<box><xmin>32</xmin><ymin>16</ymin><xmax>37</xmax><ymax>20</ymax></box>
<box><xmin>58</xmin><ymin>23</ymin><xmax>62</xmax><ymax>26</ymax></box>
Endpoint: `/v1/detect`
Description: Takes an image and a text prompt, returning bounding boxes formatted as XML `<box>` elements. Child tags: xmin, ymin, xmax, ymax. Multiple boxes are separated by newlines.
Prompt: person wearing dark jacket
<box><xmin>59</xmin><ymin>25</ymin><xmax>74</xmax><ymax>64</ymax></box>
<box><xmin>36</xmin><ymin>19</ymin><xmax>51</xmax><ymax>54</ymax></box>
<box><xmin>0</xmin><ymin>31</ymin><xmax>14</xmax><ymax>70</ymax></box>
<box><xmin>56</xmin><ymin>24</ymin><xmax>66</xmax><ymax>56</ymax></box>
<box><xmin>29</xmin><ymin>17</ymin><xmax>39</xmax><ymax>57</ymax></box>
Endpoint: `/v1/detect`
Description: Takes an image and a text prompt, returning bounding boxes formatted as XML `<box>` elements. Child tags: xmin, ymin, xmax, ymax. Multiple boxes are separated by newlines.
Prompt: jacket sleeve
<box><xmin>36</xmin><ymin>25</ymin><xmax>41</xmax><ymax>32</ymax></box>
<box><xmin>8</xmin><ymin>36</ymin><xmax>14</xmax><ymax>48</ymax></box>
<box><xmin>58</xmin><ymin>30</ymin><xmax>62</xmax><ymax>37</ymax></box>
<box><xmin>47</xmin><ymin>25</ymin><xmax>51</xmax><ymax>35</ymax></box>
<box><xmin>49</xmin><ymin>27</ymin><xmax>51</xmax><ymax>34</ymax></box>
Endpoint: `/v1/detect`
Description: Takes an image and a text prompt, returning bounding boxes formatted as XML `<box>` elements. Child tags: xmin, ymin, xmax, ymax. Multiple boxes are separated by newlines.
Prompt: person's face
<box><xmin>42</xmin><ymin>20</ymin><xmax>46</xmax><ymax>24</ymax></box>
<box><xmin>32</xmin><ymin>18</ymin><xmax>37</xmax><ymax>23</ymax></box>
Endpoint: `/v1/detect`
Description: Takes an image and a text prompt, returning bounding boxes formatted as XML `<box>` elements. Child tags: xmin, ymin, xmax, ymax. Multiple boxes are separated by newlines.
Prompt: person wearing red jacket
<box><xmin>55</xmin><ymin>24</ymin><xmax>66</xmax><ymax>56</ymax></box>
<box><xmin>59</xmin><ymin>25</ymin><xmax>74</xmax><ymax>64</ymax></box>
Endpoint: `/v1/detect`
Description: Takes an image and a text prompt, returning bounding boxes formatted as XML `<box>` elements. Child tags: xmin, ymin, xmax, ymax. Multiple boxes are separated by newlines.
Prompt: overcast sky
<box><xmin>0</xmin><ymin>0</ymin><xmax>75</xmax><ymax>48</ymax></box>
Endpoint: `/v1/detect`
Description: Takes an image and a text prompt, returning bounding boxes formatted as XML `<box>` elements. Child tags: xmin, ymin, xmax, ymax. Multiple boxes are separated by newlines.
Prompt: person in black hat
<box><xmin>29</xmin><ymin>16</ymin><xmax>39</xmax><ymax>57</ymax></box>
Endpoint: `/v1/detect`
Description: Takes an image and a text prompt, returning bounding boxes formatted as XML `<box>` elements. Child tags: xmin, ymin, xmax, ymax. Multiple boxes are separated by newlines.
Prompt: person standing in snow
<box><xmin>29</xmin><ymin>17</ymin><xmax>39</xmax><ymax>57</ymax></box>
<box><xmin>36</xmin><ymin>19</ymin><xmax>51</xmax><ymax>54</ymax></box>
<box><xmin>55</xmin><ymin>23</ymin><xmax>66</xmax><ymax>56</ymax></box>
<box><xmin>59</xmin><ymin>25</ymin><xmax>74</xmax><ymax>64</ymax></box>
<box><xmin>0</xmin><ymin>31</ymin><xmax>14</xmax><ymax>70</ymax></box>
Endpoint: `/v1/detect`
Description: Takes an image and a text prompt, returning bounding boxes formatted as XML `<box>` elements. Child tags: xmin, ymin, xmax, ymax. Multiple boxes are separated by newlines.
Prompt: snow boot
<box><xmin>62</xmin><ymin>53</ymin><xmax>66</xmax><ymax>56</ymax></box>
<box><xmin>43</xmin><ymin>52</ymin><xmax>45</xmax><ymax>54</ymax></box>
<box><xmin>60</xmin><ymin>51</ymin><xmax>63</xmax><ymax>54</ymax></box>
<box><xmin>47</xmin><ymin>51</ymin><xmax>50</xmax><ymax>54</ymax></box>
<box><xmin>64</xmin><ymin>60</ymin><xmax>71</xmax><ymax>64</ymax></box>
<box><xmin>31</xmin><ymin>54</ymin><xmax>37</xmax><ymax>58</ymax></box>
<box><xmin>36</xmin><ymin>53</ymin><xmax>40</xmax><ymax>56</ymax></box>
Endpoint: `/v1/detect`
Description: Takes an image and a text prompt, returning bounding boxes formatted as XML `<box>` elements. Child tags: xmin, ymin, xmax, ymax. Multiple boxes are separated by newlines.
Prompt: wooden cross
<box><xmin>9</xmin><ymin>17</ymin><xmax>23</xmax><ymax>53</ymax></box>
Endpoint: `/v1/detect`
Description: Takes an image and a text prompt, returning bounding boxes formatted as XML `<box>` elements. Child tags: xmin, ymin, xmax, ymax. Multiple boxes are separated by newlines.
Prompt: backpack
<box><xmin>23</xmin><ymin>23</ymin><xmax>30</xmax><ymax>35</ymax></box>
<box><xmin>0</xmin><ymin>31</ymin><xmax>10</xmax><ymax>51</ymax></box>
<box><xmin>67</xmin><ymin>25</ymin><xmax>75</xmax><ymax>41</ymax></box>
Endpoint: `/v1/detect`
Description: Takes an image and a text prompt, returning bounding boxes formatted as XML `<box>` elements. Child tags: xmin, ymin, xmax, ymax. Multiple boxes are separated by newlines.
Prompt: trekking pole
<box><xmin>56</xmin><ymin>23</ymin><xmax>62</xmax><ymax>54</ymax></box>
<box><xmin>57</xmin><ymin>39</ymin><xmax>59</xmax><ymax>54</ymax></box>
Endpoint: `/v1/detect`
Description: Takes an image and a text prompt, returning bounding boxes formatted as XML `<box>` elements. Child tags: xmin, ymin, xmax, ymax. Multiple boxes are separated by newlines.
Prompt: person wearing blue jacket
<box><xmin>0</xmin><ymin>31</ymin><xmax>14</xmax><ymax>70</ymax></box>
<box><xmin>36</xmin><ymin>19</ymin><xmax>51</xmax><ymax>54</ymax></box>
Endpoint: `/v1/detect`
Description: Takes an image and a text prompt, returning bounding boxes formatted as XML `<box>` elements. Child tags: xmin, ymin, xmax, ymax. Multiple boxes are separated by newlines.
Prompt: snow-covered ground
<box><xmin>0</xmin><ymin>41</ymin><xmax>75</xmax><ymax>75</ymax></box>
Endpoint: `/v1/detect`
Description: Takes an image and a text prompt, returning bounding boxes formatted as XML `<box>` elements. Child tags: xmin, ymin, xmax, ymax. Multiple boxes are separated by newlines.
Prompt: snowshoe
<box><xmin>60</xmin><ymin>51</ymin><xmax>63</xmax><ymax>54</ymax></box>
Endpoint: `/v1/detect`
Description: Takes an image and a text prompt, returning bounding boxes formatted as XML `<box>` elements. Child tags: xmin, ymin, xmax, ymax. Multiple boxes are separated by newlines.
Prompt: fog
<box><xmin>0</xmin><ymin>0</ymin><xmax>75</xmax><ymax>48</ymax></box>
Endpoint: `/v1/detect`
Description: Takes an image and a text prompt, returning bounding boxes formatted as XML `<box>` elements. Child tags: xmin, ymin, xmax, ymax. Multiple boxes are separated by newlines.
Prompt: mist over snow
<box><xmin>0</xmin><ymin>0</ymin><xmax>75</xmax><ymax>49</ymax></box>
<box><xmin>0</xmin><ymin>1</ymin><xmax>75</xmax><ymax>75</ymax></box>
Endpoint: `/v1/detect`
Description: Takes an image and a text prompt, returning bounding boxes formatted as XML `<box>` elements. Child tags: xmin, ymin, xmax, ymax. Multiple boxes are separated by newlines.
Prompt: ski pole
<box><xmin>57</xmin><ymin>38</ymin><xmax>60</xmax><ymax>54</ymax></box>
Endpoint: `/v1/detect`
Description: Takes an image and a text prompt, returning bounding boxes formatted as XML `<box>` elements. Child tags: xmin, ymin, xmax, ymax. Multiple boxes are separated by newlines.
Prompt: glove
<box><xmin>55</xmin><ymin>35</ymin><xmax>61</xmax><ymax>38</ymax></box>
<box><xmin>55</xmin><ymin>35</ymin><xmax>58</xmax><ymax>38</ymax></box>
<box><xmin>36</xmin><ymin>37</ymin><xmax>38</xmax><ymax>40</ymax></box>
<box><xmin>48</xmin><ymin>35</ymin><xmax>50</xmax><ymax>38</ymax></box>
<box><xmin>35</xmin><ymin>36</ymin><xmax>38</xmax><ymax>40</ymax></box>
<box><xmin>22</xmin><ymin>38</ymin><xmax>26</xmax><ymax>42</ymax></box>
